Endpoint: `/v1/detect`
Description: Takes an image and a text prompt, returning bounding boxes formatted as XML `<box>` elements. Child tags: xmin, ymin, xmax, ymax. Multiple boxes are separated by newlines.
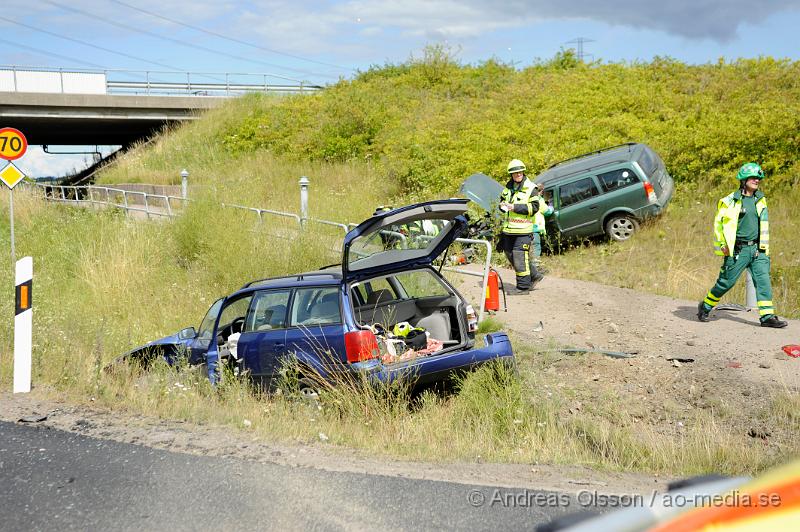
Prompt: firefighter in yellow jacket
<box><xmin>697</xmin><ymin>163</ymin><xmax>787</xmax><ymax>327</ymax></box>
<box><xmin>498</xmin><ymin>159</ymin><xmax>542</xmax><ymax>293</ymax></box>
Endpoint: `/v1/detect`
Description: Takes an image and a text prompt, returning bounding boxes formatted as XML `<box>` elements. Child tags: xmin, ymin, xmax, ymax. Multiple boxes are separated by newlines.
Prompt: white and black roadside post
<box><xmin>299</xmin><ymin>176</ymin><xmax>309</xmax><ymax>229</ymax></box>
<box><xmin>14</xmin><ymin>256</ymin><xmax>33</xmax><ymax>393</ymax></box>
<box><xmin>180</xmin><ymin>168</ymin><xmax>189</xmax><ymax>201</ymax></box>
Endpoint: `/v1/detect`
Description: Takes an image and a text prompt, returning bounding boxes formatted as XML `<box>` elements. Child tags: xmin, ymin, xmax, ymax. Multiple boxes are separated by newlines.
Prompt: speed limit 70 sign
<box><xmin>0</xmin><ymin>128</ymin><xmax>28</xmax><ymax>161</ymax></box>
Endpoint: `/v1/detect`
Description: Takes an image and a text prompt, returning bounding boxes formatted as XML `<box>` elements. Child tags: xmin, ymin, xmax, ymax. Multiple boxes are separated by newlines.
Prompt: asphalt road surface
<box><xmin>0</xmin><ymin>421</ymin><xmax>587</xmax><ymax>531</ymax></box>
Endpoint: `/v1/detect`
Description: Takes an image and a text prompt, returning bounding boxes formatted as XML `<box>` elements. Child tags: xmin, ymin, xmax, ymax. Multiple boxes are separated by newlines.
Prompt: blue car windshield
<box><xmin>197</xmin><ymin>298</ymin><xmax>224</xmax><ymax>340</ymax></box>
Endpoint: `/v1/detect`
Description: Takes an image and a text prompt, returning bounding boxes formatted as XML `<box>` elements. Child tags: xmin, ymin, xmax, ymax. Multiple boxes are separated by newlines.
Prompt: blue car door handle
<box><xmin>274</xmin><ymin>342</ymin><xmax>285</xmax><ymax>348</ymax></box>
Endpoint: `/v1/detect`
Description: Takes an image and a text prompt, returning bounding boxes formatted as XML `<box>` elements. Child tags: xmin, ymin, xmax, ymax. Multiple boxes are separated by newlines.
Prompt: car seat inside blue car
<box><xmin>297</xmin><ymin>292</ymin><xmax>341</xmax><ymax>325</ymax></box>
<box><xmin>267</xmin><ymin>304</ymin><xmax>286</xmax><ymax>329</ymax></box>
<box><xmin>366</xmin><ymin>289</ymin><xmax>394</xmax><ymax>305</ymax></box>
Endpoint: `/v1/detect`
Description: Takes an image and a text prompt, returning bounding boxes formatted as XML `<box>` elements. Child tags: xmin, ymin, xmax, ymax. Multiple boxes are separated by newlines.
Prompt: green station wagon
<box><xmin>535</xmin><ymin>143</ymin><xmax>673</xmax><ymax>242</ymax></box>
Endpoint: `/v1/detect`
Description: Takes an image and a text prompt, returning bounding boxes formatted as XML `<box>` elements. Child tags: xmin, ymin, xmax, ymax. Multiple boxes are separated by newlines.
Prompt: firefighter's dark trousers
<box><xmin>502</xmin><ymin>233</ymin><xmax>541</xmax><ymax>290</ymax></box>
<box><xmin>701</xmin><ymin>243</ymin><xmax>775</xmax><ymax>321</ymax></box>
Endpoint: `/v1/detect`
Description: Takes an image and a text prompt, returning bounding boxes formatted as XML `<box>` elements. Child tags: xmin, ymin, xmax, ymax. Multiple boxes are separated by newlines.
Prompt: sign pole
<box><xmin>9</xmin><ymin>188</ymin><xmax>14</xmax><ymax>265</ymax></box>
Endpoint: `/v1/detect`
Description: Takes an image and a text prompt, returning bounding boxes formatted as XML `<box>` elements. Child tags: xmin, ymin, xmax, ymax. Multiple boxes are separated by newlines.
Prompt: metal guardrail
<box><xmin>1</xmin><ymin>65</ymin><xmax>322</xmax><ymax>96</ymax></box>
<box><xmin>446</xmin><ymin>238</ymin><xmax>493</xmax><ymax>322</ymax></box>
<box><xmin>27</xmin><ymin>182</ymin><xmax>186</xmax><ymax>219</ymax></box>
<box><xmin>27</xmin><ymin>182</ymin><xmax>495</xmax><ymax>320</ymax></box>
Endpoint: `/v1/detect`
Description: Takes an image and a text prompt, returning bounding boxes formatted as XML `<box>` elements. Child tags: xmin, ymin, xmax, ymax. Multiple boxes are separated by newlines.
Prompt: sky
<box><xmin>2</xmin><ymin>0</ymin><xmax>800</xmax><ymax>177</ymax></box>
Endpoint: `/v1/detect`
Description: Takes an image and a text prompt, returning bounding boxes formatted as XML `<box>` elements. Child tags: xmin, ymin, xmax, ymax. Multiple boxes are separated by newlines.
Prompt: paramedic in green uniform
<box><xmin>697</xmin><ymin>163</ymin><xmax>787</xmax><ymax>328</ymax></box>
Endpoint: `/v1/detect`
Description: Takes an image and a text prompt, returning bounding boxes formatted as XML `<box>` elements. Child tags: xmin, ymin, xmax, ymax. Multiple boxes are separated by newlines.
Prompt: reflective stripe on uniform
<box><xmin>704</xmin><ymin>291</ymin><xmax>721</xmax><ymax>307</ymax></box>
<box><xmin>516</xmin><ymin>250</ymin><xmax>530</xmax><ymax>277</ymax></box>
<box><xmin>758</xmin><ymin>300</ymin><xmax>775</xmax><ymax>316</ymax></box>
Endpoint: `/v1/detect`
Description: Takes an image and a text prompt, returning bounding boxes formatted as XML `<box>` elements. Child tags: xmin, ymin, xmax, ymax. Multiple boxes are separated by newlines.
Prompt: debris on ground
<box><xmin>782</xmin><ymin>345</ymin><xmax>800</xmax><ymax>358</ymax></box>
<box><xmin>559</xmin><ymin>348</ymin><xmax>637</xmax><ymax>359</ymax></box>
<box><xmin>17</xmin><ymin>414</ymin><xmax>48</xmax><ymax>423</ymax></box>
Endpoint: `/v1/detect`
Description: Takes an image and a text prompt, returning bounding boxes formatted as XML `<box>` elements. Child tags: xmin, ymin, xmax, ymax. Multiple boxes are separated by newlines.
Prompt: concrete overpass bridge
<box><xmin>0</xmin><ymin>91</ymin><xmax>223</xmax><ymax>145</ymax></box>
<box><xmin>0</xmin><ymin>66</ymin><xmax>320</xmax><ymax>146</ymax></box>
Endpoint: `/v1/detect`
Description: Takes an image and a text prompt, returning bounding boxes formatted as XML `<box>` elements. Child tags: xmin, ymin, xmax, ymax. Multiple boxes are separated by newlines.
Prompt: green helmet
<box><xmin>736</xmin><ymin>163</ymin><xmax>765</xmax><ymax>181</ymax></box>
<box><xmin>507</xmin><ymin>159</ymin><xmax>526</xmax><ymax>175</ymax></box>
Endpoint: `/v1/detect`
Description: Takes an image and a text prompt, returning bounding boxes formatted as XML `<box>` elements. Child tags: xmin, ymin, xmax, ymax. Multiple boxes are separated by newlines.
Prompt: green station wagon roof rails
<box><xmin>546</xmin><ymin>142</ymin><xmax>637</xmax><ymax>170</ymax></box>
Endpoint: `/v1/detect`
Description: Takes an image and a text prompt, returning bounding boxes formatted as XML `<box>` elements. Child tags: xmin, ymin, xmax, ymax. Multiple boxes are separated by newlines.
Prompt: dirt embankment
<box><xmin>457</xmin><ymin>266</ymin><xmax>800</xmax><ymax>445</ymax></box>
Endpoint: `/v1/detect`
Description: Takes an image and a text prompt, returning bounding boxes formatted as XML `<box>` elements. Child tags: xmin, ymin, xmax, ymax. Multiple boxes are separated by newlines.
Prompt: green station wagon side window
<box><xmin>559</xmin><ymin>177</ymin><xmax>601</xmax><ymax>208</ymax></box>
<box><xmin>596</xmin><ymin>168</ymin><xmax>640</xmax><ymax>193</ymax></box>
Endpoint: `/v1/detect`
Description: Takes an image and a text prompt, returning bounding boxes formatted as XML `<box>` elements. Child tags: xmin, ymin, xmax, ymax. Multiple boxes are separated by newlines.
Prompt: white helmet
<box><xmin>507</xmin><ymin>159</ymin><xmax>526</xmax><ymax>175</ymax></box>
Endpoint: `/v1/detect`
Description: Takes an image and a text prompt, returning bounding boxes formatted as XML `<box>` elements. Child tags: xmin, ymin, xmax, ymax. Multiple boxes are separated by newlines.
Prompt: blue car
<box><xmin>120</xmin><ymin>200</ymin><xmax>515</xmax><ymax>393</ymax></box>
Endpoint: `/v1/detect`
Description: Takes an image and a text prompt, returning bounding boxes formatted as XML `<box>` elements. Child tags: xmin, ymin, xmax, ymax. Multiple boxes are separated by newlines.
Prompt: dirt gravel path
<box><xmin>456</xmin><ymin>266</ymin><xmax>799</xmax><ymax>442</ymax></box>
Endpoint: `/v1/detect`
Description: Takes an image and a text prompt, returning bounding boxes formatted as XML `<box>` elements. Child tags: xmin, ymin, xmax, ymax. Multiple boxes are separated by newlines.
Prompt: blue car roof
<box><xmin>230</xmin><ymin>270</ymin><xmax>343</xmax><ymax>298</ymax></box>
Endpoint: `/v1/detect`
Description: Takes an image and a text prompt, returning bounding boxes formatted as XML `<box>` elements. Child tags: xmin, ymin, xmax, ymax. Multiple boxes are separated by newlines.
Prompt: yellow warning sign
<box><xmin>0</xmin><ymin>162</ymin><xmax>26</xmax><ymax>189</ymax></box>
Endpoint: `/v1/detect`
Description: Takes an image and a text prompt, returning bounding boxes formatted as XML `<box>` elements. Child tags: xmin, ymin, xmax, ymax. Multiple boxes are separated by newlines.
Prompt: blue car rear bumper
<box><xmin>353</xmin><ymin>332</ymin><xmax>514</xmax><ymax>386</ymax></box>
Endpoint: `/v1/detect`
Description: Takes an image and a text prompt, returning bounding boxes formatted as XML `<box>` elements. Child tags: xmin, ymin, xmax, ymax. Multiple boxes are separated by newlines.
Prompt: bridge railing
<box><xmin>1</xmin><ymin>65</ymin><xmax>322</xmax><ymax>96</ymax></box>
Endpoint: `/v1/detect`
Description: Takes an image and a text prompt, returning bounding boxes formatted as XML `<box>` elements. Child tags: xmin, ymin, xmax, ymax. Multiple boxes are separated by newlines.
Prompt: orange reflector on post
<box><xmin>15</xmin><ymin>279</ymin><xmax>32</xmax><ymax>315</ymax></box>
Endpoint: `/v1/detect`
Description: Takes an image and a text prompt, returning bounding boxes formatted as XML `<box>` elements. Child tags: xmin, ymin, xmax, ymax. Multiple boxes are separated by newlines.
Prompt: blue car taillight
<box><xmin>345</xmin><ymin>330</ymin><xmax>380</xmax><ymax>363</ymax></box>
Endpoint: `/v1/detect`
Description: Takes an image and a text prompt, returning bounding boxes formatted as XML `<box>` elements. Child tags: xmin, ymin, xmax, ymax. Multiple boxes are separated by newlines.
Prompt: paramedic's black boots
<box><xmin>761</xmin><ymin>315</ymin><xmax>788</xmax><ymax>328</ymax></box>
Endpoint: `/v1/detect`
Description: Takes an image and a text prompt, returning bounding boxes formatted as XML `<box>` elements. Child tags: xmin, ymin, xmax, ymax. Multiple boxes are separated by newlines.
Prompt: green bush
<box><xmin>199</xmin><ymin>54</ymin><xmax>800</xmax><ymax>197</ymax></box>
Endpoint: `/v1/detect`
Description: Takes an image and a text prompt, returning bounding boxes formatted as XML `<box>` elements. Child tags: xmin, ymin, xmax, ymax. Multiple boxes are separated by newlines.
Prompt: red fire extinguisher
<box><xmin>485</xmin><ymin>269</ymin><xmax>500</xmax><ymax>312</ymax></box>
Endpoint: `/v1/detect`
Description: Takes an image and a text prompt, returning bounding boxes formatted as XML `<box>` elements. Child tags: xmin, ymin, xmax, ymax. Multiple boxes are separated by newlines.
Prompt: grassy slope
<box><xmin>98</xmin><ymin>52</ymin><xmax>800</xmax><ymax>316</ymax></box>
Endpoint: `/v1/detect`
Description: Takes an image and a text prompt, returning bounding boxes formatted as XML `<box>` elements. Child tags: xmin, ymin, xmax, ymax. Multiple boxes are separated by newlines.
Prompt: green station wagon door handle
<box><xmin>588</xmin><ymin>205</ymin><xmax>598</xmax><ymax>210</ymax></box>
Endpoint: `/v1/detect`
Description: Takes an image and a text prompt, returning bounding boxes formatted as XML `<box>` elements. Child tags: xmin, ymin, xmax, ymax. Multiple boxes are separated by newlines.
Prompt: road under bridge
<box><xmin>0</xmin><ymin>91</ymin><xmax>222</xmax><ymax>145</ymax></box>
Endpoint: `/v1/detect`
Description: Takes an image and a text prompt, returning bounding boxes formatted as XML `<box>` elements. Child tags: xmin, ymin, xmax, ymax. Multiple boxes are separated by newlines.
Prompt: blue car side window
<box><xmin>290</xmin><ymin>287</ymin><xmax>341</xmax><ymax>326</ymax></box>
<box><xmin>244</xmin><ymin>290</ymin><xmax>291</xmax><ymax>332</ymax></box>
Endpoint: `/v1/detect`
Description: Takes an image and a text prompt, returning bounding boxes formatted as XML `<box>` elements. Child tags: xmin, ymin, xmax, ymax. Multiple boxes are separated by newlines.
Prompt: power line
<box><xmin>0</xmin><ymin>15</ymin><xmax>181</xmax><ymax>72</ymax></box>
<box><xmin>108</xmin><ymin>0</ymin><xmax>352</xmax><ymax>73</ymax></box>
<box><xmin>0</xmin><ymin>37</ymin><xmax>109</xmax><ymax>70</ymax></box>
<box><xmin>42</xmin><ymin>0</ymin><xmax>336</xmax><ymax>81</ymax></box>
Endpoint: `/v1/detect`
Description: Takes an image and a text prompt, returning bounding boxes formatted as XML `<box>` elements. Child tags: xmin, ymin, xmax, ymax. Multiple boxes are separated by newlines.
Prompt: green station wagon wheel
<box><xmin>605</xmin><ymin>214</ymin><xmax>639</xmax><ymax>241</ymax></box>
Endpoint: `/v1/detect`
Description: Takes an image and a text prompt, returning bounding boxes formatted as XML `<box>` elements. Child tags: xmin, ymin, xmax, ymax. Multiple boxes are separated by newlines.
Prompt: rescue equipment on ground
<box><xmin>484</xmin><ymin>268</ymin><xmax>507</xmax><ymax>313</ymax></box>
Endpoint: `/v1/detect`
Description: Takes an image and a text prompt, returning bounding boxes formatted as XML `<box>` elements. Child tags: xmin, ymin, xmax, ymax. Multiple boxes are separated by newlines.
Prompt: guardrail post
<box><xmin>143</xmin><ymin>194</ymin><xmax>150</xmax><ymax>219</ymax></box>
<box><xmin>122</xmin><ymin>190</ymin><xmax>128</xmax><ymax>212</ymax></box>
<box><xmin>181</xmin><ymin>169</ymin><xmax>189</xmax><ymax>200</ymax></box>
<box><xmin>299</xmin><ymin>176</ymin><xmax>309</xmax><ymax>228</ymax></box>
